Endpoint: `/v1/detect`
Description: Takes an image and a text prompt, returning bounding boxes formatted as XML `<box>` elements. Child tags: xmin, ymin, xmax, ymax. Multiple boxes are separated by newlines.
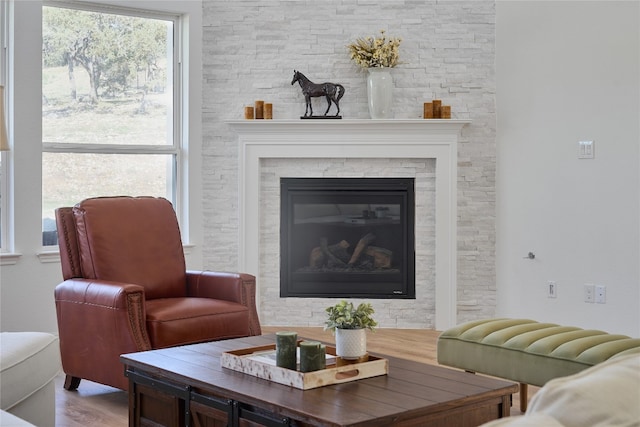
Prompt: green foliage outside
<box><xmin>43</xmin><ymin>6</ymin><xmax>168</xmax><ymax>102</ymax></box>
<box><xmin>41</xmin><ymin>7</ymin><xmax>174</xmax><ymax>224</ymax></box>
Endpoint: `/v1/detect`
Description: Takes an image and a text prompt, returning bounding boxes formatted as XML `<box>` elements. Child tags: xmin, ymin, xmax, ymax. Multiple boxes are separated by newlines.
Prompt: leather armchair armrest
<box><xmin>54</xmin><ymin>279</ymin><xmax>152</xmax><ymax>389</ymax></box>
<box><xmin>186</xmin><ymin>271</ymin><xmax>262</xmax><ymax>336</ymax></box>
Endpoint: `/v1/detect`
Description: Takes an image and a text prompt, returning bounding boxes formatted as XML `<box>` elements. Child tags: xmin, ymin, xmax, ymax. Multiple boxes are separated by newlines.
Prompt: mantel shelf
<box><xmin>227</xmin><ymin>119</ymin><xmax>470</xmax><ymax>136</ymax></box>
<box><xmin>227</xmin><ymin>119</ymin><xmax>470</xmax><ymax>124</ymax></box>
<box><xmin>227</xmin><ymin>119</ymin><xmax>471</xmax><ymax>146</ymax></box>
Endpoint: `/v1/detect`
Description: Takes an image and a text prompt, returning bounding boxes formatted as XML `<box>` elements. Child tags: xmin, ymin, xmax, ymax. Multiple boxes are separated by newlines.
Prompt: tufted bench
<box><xmin>437</xmin><ymin>318</ymin><xmax>640</xmax><ymax>412</ymax></box>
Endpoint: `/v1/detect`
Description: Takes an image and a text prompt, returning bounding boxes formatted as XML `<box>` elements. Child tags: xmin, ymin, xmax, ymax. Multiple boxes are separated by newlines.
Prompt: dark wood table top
<box><xmin>121</xmin><ymin>334</ymin><xmax>518</xmax><ymax>426</ymax></box>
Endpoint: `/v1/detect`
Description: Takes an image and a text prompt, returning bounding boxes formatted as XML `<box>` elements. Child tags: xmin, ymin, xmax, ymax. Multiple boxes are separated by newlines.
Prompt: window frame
<box><xmin>0</xmin><ymin>0</ymin><xmax>12</xmax><ymax>254</ymax></box>
<box><xmin>40</xmin><ymin>1</ymin><xmax>185</xmax><ymax>247</ymax></box>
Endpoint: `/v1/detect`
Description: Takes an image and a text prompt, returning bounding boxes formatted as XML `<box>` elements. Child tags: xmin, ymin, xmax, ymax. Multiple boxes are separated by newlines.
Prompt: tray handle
<box><xmin>335</xmin><ymin>369</ymin><xmax>360</xmax><ymax>381</ymax></box>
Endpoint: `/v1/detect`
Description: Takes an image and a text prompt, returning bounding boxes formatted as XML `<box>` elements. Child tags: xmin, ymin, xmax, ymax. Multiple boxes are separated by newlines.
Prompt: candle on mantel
<box><xmin>432</xmin><ymin>100</ymin><xmax>442</xmax><ymax>118</ymax></box>
<box><xmin>441</xmin><ymin>105</ymin><xmax>451</xmax><ymax>119</ymax></box>
<box><xmin>264</xmin><ymin>103</ymin><xmax>273</xmax><ymax>119</ymax></box>
<box><xmin>299</xmin><ymin>341</ymin><xmax>326</xmax><ymax>372</ymax></box>
<box><xmin>255</xmin><ymin>100</ymin><xmax>265</xmax><ymax>119</ymax></box>
<box><xmin>276</xmin><ymin>331</ymin><xmax>297</xmax><ymax>370</ymax></box>
<box><xmin>244</xmin><ymin>106</ymin><xmax>254</xmax><ymax>120</ymax></box>
<box><xmin>423</xmin><ymin>102</ymin><xmax>433</xmax><ymax>119</ymax></box>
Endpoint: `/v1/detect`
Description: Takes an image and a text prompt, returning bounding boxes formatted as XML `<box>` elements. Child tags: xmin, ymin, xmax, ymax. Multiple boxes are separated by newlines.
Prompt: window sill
<box><xmin>0</xmin><ymin>244</ymin><xmax>195</xmax><ymax>266</ymax></box>
<box><xmin>35</xmin><ymin>244</ymin><xmax>194</xmax><ymax>264</ymax></box>
<box><xmin>0</xmin><ymin>252</ymin><xmax>22</xmax><ymax>266</ymax></box>
<box><xmin>38</xmin><ymin>250</ymin><xmax>61</xmax><ymax>263</ymax></box>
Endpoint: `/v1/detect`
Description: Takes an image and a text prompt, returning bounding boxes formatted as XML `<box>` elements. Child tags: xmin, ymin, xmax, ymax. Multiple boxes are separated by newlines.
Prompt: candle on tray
<box><xmin>299</xmin><ymin>341</ymin><xmax>326</xmax><ymax>372</ymax></box>
<box><xmin>276</xmin><ymin>331</ymin><xmax>297</xmax><ymax>370</ymax></box>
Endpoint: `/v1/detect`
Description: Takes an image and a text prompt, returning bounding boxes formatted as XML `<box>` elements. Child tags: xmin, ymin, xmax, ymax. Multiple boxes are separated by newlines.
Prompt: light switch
<box><xmin>578</xmin><ymin>140</ymin><xmax>595</xmax><ymax>159</ymax></box>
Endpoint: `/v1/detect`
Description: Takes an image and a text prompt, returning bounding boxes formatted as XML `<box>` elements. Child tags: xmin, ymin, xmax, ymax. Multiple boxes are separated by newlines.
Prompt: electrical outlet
<box><xmin>584</xmin><ymin>284</ymin><xmax>595</xmax><ymax>303</ymax></box>
<box><xmin>595</xmin><ymin>285</ymin><xmax>606</xmax><ymax>304</ymax></box>
<box><xmin>547</xmin><ymin>281</ymin><xmax>557</xmax><ymax>298</ymax></box>
<box><xmin>578</xmin><ymin>140</ymin><xmax>595</xmax><ymax>159</ymax></box>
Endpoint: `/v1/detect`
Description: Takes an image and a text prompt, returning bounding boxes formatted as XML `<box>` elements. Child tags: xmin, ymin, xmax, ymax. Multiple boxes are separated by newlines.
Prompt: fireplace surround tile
<box><xmin>230</xmin><ymin>119</ymin><xmax>469</xmax><ymax>330</ymax></box>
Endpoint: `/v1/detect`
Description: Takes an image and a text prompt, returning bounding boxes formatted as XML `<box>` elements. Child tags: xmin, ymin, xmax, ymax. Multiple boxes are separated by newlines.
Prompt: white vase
<box><xmin>335</xmin><ymin>328</ymin><xmax>367</xmax><ymax>359</ymax></box>
<box><xmin>366</xmin><ymin>67</ymin><xmax>393</xmax><ymax>119</ymax></box>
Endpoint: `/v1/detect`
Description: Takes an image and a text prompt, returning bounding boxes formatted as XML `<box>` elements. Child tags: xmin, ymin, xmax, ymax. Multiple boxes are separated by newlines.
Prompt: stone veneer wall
<box><xmin>202</xmin><ymin>0</ymin><xmax>496</xmax><ymax>326</ymax></box>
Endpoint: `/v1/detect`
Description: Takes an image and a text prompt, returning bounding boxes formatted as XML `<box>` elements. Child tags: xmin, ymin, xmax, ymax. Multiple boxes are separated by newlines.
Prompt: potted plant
<box><xmin>324</xmin><ymin>300</ymin><xmax>377</xmax><ymax>359</ymax></box>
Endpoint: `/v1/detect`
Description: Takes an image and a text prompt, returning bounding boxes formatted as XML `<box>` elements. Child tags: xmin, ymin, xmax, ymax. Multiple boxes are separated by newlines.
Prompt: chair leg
<box><xmin>519</xmin><ymin>383</ymin><xmax>528</xmax><ymax>412</ymax></box>
<box><xmin>63</xmin><ymin>374</ymin><xmax>81</xmax><ymax>391</ymax></box>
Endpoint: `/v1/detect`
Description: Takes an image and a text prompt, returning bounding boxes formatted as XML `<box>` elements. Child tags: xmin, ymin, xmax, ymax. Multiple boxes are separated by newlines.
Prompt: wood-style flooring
<box><xmin>55</xmin><ymin>327</ymin><xmax>533</xmax><ymax>426</ymax></box>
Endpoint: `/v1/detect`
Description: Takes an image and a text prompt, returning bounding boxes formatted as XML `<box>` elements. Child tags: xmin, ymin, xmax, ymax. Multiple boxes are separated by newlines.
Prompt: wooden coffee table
<box><xmin>121</xmin><ymin>334</ymin><xmax>518</xmax><ymax>427</ymax></box>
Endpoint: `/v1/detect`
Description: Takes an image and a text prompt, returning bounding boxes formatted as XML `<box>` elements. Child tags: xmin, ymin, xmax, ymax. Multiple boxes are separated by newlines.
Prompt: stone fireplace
<box><xmin>229</xmin><ymin>119</ymin><xmax>469</xmax><ymax>330</ymax></box>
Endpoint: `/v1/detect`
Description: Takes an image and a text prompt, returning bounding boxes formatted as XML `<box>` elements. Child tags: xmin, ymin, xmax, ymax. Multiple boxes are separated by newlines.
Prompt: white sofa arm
<box><xmin>0</xmin><ymin>332</ymin><xmax>61</xmax><ymax>427</ymax></box>
<box><xmin>1</xmin><ymin>410</ymin><xmax>37</xmax><ymax>426</ymax></box>
<box><xmin>481</xmin><ymin>354</ymin><xmax>640</xmax><ymax>427</ymax></box>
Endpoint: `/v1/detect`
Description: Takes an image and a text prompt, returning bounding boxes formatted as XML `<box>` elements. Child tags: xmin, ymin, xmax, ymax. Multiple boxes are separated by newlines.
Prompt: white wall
<box><xmin>0</xmin><ymin>0</ymin><xmax>204</xmax><ymax>334</ymax></box>
<box><xmin>495</xmin><ymin>1</ymin><xmax>640</xmax><ymax>336</ymax></box>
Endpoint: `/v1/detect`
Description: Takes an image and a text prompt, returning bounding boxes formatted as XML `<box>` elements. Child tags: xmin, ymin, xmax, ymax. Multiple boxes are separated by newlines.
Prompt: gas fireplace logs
<box><xmin>308</xmin><ymin>233</ymin><xmax>393</xmax><ymax>271</ymax></box>
<box><xmin>349</xmin><ymin>232</ymin><xmax>376</xmax><ymax>265</ymax></box>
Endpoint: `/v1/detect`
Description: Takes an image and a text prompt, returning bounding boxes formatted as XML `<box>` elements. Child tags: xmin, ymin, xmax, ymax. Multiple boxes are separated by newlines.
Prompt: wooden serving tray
<box><xmin>221</xmin><ymin>343</ymin><xmax>388</xmax><ymax>390</ymax></box>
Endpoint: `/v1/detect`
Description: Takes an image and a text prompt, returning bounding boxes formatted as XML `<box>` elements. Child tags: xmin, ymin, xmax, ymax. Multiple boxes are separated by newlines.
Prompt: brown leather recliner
<box><xmin>54</xmin><ymin>196</ymin><xmax>261</xmax><ymax>391</ymax></box>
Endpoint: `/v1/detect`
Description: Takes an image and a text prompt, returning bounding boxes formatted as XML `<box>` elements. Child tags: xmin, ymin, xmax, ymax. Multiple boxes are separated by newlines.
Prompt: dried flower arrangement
<box><xmin>347</xmin><ymin>30</ymin><xmax>402</xmax><ymax>69</ymax></box>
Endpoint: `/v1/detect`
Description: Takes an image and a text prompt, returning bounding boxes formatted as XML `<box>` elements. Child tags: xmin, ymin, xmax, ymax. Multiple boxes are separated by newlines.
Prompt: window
<box><xmin>41</xmin><ymin>3</ymin><xmax>180</xmax><ymax>246</ymax></box>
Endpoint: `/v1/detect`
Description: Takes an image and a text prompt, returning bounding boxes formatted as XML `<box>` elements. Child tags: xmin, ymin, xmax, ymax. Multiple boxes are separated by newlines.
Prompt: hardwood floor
<box><xmin>55</xmin><ymin>327</ymin><xmax>531</xmax><ymax>426</ymax></box>
<box><xmin>54</xmin><ymin>374</ymin><xmax>128</xmax><ymax>427</ymax></box>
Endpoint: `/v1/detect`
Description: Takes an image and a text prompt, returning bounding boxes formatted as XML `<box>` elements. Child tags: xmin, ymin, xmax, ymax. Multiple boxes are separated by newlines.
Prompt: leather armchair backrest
<box><xmin>56</xmin><ymin>207</ymin><xmax>83</xmax><ymax>280</ymax></box>
<box><xmin>72</xmin><ymin>196</ymin><xmax>187</xmax><ymax>299</ymax></box>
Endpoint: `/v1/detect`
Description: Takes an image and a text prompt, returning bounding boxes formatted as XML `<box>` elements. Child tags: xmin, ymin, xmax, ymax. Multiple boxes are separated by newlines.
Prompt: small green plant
<box><xmin>324</xmin><ymin>300</ymin><xmax>378</xmax><ymax>332</ymax></box>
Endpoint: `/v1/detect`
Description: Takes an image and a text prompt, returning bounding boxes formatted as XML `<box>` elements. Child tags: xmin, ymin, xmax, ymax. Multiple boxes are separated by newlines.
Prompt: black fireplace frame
<box><xmin>280</xmin><ymin>177</ymin><xmax>415</xmax><ymax>299</ymax></box>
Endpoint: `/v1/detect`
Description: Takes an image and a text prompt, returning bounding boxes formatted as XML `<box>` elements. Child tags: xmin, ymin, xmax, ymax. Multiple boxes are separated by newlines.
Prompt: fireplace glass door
<box><xmin>280</xmin><ymin>178</ymin><xmax>415</xmax><ymax>298</ymax></box>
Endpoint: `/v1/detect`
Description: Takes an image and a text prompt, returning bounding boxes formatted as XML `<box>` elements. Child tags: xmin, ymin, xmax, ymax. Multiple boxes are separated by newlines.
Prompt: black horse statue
<box><xmin>291</xmin><ymin>70</ymin><xmax>345</xmax><ymax>118</ymax></box>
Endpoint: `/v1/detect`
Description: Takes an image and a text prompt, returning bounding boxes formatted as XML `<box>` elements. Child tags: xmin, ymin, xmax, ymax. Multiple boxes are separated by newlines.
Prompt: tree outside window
<box><xmin>42</xmin><ymin>5</ymin><xmax>178</xmax><ymax>246</ymax></box>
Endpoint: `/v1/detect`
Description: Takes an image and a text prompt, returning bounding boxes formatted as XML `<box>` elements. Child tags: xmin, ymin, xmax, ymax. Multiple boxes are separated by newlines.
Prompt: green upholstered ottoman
<box><xmin>437</xmin><ymin>318</ymin><xmax>640</xmax><ymax>411</ymax></box>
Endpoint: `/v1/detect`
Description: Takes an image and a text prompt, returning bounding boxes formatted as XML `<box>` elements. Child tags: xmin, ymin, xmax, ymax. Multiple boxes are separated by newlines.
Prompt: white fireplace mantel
<box><xmin>228</xmin><ymin>119</ymin><xmax>470</xmax><ymax>330</ymax></box>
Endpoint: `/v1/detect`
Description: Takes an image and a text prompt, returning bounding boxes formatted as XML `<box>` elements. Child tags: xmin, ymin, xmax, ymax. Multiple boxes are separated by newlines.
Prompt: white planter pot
<box><xmin>335</xmin><ymin>328</ymin><xmax>367</xmax><ymax>359</ymax></box>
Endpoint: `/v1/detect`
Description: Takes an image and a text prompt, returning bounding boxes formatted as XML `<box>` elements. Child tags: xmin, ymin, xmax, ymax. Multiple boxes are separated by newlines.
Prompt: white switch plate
<box><xmin>584</xmin><ymin>284</ymin><xmax>595</xmax><ymax>303</ymax></box>
<box><xmin>578</xmin><ymin>140</ymin><xmax>595</xmax><ymax>159</ymax></box>
<box><xmin>547</xmin><ymin>281</ymin><xmax>557</xmax><ymax>298</ymax></box>
<box><xmin>595</xmin><ymin>285</ymin><xmax>606</xmax><ymax>304</ymax></box>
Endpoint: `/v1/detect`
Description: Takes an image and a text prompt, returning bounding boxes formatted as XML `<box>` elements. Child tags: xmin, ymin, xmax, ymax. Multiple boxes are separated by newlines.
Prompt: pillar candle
<box><xmin>264</xmin><ymin>103</ymin><xmax>273</xmax><ymax>119</ymax></box>
<box><xmin>432</xmin><ymin>100</ymin><xmax>442</xmax><ymax>118</ymax></box>
<box><xmin>275</xmin><ymin>331</ymin><xmax>297</xmax><ymax>370</ymax></box>
<box><xmin>441</xmin><ymin>105</ymin><xmax>451</xmax><ymax>119</ymax></box>
<box><xmin>423</xmin><ymin>102</ymin><xmax>433</xmax><ymax>119</ymax></box>
<box><xmin>244</xmin><ymin>106</ymin><xmax>254</xmax><ymax>120</ymax></box>
<box><xmin>255</xmin><ymin>100</ymin><xmax>264</xmax><ymax>119</ymax></box>
<box><xmin>299</xmin><ymin>341</ymin><xmax>325</xmax><ymax>372</ymax></box>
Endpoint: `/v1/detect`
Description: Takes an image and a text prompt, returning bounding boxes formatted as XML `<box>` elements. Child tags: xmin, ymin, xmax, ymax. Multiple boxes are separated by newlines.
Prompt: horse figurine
<box><xmin>291</xmin><ymin>70</ymin><xmax>345</xmax><ymax>118</ymax></box>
